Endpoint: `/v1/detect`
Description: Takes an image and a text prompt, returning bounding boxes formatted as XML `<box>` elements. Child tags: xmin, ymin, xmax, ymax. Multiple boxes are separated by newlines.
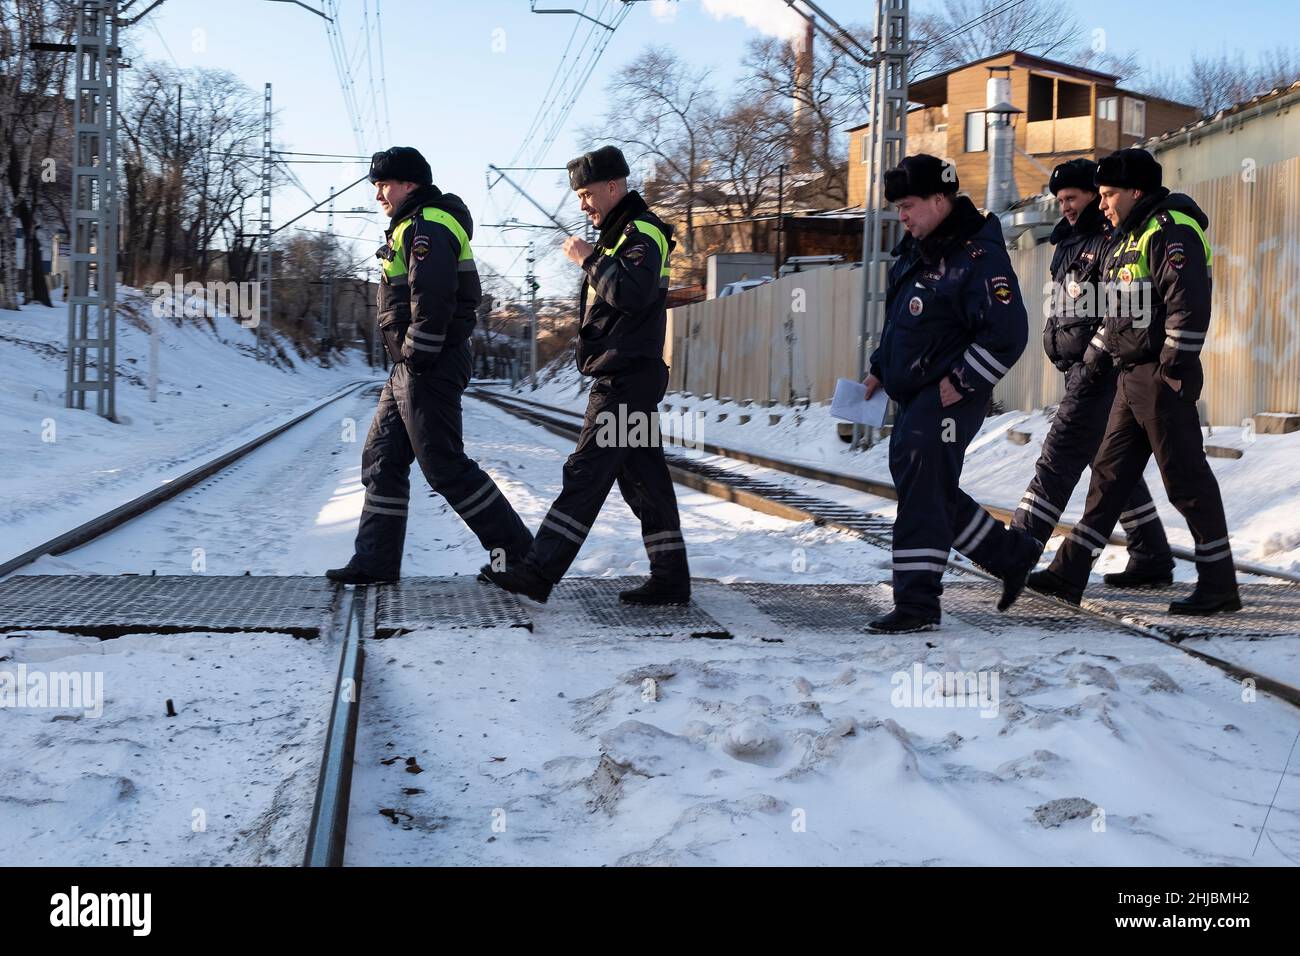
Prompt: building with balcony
<box><xmin>848</xmin><ymin>50</ymin><xmax>1201</xmax><ymax>208</ymax></box>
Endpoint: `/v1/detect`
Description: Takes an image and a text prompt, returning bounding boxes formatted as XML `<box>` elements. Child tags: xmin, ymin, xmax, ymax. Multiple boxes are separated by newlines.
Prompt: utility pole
<box><xmin>854</xmin><ymin>0</ymin><xmax>908</xmax><ymax>449</ymax></box>
<box><xmin>65</xmin><ymin>0</ymin><xmax>120</xmax><ymax>420</ymax></box>
<box><xmin>322</xmin><ymin>185</ymin><xmax>335</xmax><ymax>354</ymax></box>
<box><xmin>526</xmin><ymin>241</ymin><xmax>539</xmax><ymax>388</ymax></box>
<box><xmin>257</xmin><ymin>82</ymin><xmax>273</xmax><ymax>358</ymax></box>
<box><xmin>779</xmin><ymin>0</ymin><xmax>904</xmax><ymax>447</ymax></box>
<box><xmin>774</xmin><ymin>162</ymin><xmax>787</xmax><ymax>277</ymax></box>
<box><xmin>153</xmin><ymin>80</ymin><xmax>180</xmax><ymax>405</ymax></box>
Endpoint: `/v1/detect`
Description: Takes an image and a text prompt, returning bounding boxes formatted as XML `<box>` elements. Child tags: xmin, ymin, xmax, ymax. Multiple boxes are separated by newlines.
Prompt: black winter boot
<box><xmin>325</xmin><ymin>563</ymin><xmax>398</xmax><ymax>585</ymax></box>
<box><xmin>478</xmin><ymin>562</ymin><xmax>553</xmax><ymax>603</ymax></box>
<box><xmin>865</xmin><ymin>608</ymin><xmax>940</xmax><ymax>634</ymax></box>
<box><xmin>1025</xmin><ymin>568</ymin><xmax>1084</xmax><ymax>606</ymax></box>
<box><xmin>619</xmin><ymin>577</ymin><xmax>691</xmax><ymax>606</ymax></box>
<box><xmin>1168</xmin><ymin>587</ymin><xmax>1242</xmax><ymax>616</ymax></box>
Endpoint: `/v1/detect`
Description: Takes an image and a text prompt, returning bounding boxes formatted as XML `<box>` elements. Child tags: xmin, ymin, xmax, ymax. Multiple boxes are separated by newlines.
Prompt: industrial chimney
<box><xmin>984</xmin><ymin>67</ymin><xmax>1022</xmax><ymax>212</ymax></box>
<box><xmin>790</xmin><ymin>20</ymin><xmax>815</xmax><ymax>172</ymax></box>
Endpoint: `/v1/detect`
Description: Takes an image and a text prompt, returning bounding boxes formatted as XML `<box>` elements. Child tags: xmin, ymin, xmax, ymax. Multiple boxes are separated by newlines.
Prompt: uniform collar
<box><xmin>896</xmin><ymin>194</ymin><xmax>987</xmax><ymax>266</ymax></box>
<box><xmin>1116</xmin><ymin>186</ymin><xmax>1170</xmax><ymax>238</ymax></box>
<box><xmin>1050</xmin><ymin>197</ymin><xmax>1105</xmax><ymax>245</ymax></box>
<box><xmin>388</xmin><ymin>183</ymin><xmax>442</xmax><ymax>232</ymax></box>
<box><xmin>596</xmin><ymin>190</ymin><xmax>648</xmax><ymax>248</ymax></box>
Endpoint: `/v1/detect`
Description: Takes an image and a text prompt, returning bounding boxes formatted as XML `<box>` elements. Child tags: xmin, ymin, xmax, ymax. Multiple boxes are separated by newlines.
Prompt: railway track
<box><xmin>467</xmin><ymin>385</ymin><xmax>1300</xmax><ymax>710</ymax></box>
<box><xmin>304</xmin><ymin>582</ymin><xmax>373</xmax><ymax>867</ymax></box>
<box><xmin>3</xmin><ymin>377</ymin><xmax>1294</xmax><ymax>864</ymax></box>
<box><xmin>0</xmin><ymin>378</ymin><xmax>384</xmax><ymax>578</ymax></box>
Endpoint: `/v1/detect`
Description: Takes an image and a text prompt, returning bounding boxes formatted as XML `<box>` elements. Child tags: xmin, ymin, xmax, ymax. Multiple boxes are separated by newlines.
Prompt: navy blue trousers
<box><xmin>888</xmin><ymin>385</ymin><xmax>1024</xmax><ymax>619</ymax></box>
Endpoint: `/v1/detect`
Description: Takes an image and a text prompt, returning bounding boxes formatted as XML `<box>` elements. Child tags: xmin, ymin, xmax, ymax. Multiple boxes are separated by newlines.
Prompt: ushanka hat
<box><xmin>368</xmin><ymin>146</ymin><xmax>432</xmax><ymax>186</ymax></box>
<box><xmin>884</xmin><ymin>154</ymin><xmax>959</xmax><ymax>202</ymax></box>
<box><xmin>1095</xmin><ymin>148</ymin><xmax>1162</xmax><ymax>193</ymax></box>
<box><xmin>567</xmin><ymin>145</ymin><xmax>631</xmax><ymax>190</ymax></box>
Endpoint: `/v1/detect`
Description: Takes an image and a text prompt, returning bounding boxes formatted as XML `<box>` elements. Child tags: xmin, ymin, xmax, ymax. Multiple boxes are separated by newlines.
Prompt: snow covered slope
<box><xmin>0</xmin><ymin>291</ymin><xmax>377</xmax><ymax>562</ymax></box>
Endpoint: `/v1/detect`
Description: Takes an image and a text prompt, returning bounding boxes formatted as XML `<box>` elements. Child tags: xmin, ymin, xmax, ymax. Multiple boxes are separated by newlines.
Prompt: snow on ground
<box><xmin>0</xmin><ymin>629</ymin><xmax>334</xmax><ymax>866</ymax></box>
<box><xmin>509</xmin><ymin>363</ymin><xmax>1300</xmax><ymax>579</ymax></box>
<box><xmin>348</xmin><ymin>620</ymin><xmax>1300</xmax><ymax>866</ymax></box>
<box><xmin>0</xmin><ymin>290</ymin><xmax>375</xmax><ymax>562</ymax></box>
<box><xmin>4</xmin><ymin>344</ymin><xmax>1299</xmax><ymax>866</ymax></box>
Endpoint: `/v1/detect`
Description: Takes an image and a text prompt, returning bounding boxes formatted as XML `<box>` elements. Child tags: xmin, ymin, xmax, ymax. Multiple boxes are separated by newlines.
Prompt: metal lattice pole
<box><xmin>257</xmin><ymin>82</ymin><xmax>273</xmax><ymax>357</ymax></box>
<box><xmin>323</xmin><ymin>186</ymin><xmax>334</xmax><ymax>352</ymax></box>
<box><xmin>65</xmin><ymin>0</ymin><xmax>119</xmax><ymax>420</ymax></box>
<box><xmin>854</xmin><ymin>0</ymin><xmax>908</xmax><ymax>448</ymax></box>
<box><xmin>527</xmin><ymin>241</ymin><xmax>538</xmax><ymax>388</ymax></box>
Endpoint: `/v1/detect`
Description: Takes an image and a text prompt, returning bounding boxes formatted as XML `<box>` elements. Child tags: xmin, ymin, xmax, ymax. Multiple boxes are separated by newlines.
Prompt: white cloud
<box><xmin>700</xmin><ymin>0</ymin><xmax>806</xmax><ymax>40</ymax></box>
<box><xmin>649</xmin><ymin>0</ymin><xmax>679</xmax><ymax>23</ymax></box>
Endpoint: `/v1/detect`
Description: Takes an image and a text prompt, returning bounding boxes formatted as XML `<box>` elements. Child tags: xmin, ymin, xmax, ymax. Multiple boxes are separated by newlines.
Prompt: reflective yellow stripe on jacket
<box><xmin>382</xmin><ymin>206</ymin><xmax>475</xmax><ymax>285</ymax></box>
<box><xmin>606</xmin><ymin>218</ymin><xmax>670</xmax><ymax>286</ymax></box>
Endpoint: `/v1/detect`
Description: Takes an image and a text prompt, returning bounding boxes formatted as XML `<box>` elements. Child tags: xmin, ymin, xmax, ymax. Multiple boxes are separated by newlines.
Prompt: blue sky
<box><xmin>129</xmin><ymin>0</ymin><xmax>1297</xmax><ymax>297</ymax></box>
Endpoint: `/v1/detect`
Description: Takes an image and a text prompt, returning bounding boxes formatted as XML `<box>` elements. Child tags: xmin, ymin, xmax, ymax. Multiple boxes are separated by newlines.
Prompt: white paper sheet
<box><xmin>830</xmin><ymin>377</ymin><xmax>888</xmax><ymax>427</ymax></box>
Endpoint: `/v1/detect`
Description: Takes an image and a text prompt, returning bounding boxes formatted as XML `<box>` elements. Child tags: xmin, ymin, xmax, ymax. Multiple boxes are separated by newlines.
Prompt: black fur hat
<box><xmin>567</xmin><ymin>145</ymin><xmax>631</xmax><ymax>190</ymax></box>
<box><xmin>884</xmin><ymin>154</ymin><xmax>959</xmax><ymax>202</ymax></box>
<box><xmin>1095</xmin><ymin>148</ymin><xmax>1162</xmax><ymax>193</ymax></box>
<box><xmin>1049</xmin><ymin>158</ymin><xmax>1098</xmax><ymax>195</ymax></box>
<box><xmin>368</xmin><ymin>146</ymin><xmax>432</xmax><ymax>186</ymax></box>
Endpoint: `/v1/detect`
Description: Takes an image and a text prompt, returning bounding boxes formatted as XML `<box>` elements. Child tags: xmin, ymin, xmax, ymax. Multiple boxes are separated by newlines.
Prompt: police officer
<box><xmin>479</xmin><ymin>145</ymin><xmax>690</xmax><ymax>605</ymax></box>
<box><xmin>326</xmin><ymin>146</ymin><xmax>533</xmax><ymax>583</ymax></box>
<box><xmin>864</xmin><ymin>155</ymin><xmax>1038</xmax><ymax>633</ymax></box>
<box><xmin>1016</xmin><ymin>159</ymin><xmax>1175</xmax><ymax>587</ymax></box>
<box><xmin>1028</xmin><ymin>148</ymin><xmax>1240</xmax><ymax>614</ymax></box>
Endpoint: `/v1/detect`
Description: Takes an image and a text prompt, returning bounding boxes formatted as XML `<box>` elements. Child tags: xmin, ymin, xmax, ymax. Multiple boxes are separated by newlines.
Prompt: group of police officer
<box><xmin>863</xmin><ymin>147</ymin><xmax>1239</xmax><ymax>633</ymax></box>
<box><xmin>325</xmin><ymin>140</ymin><xmax>1239</xmax><ymax>636</ymax></box>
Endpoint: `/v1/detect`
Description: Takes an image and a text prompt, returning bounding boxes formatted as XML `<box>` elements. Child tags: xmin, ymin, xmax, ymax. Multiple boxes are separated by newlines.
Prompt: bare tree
<box><xmin>579</xmin><ymin>46</ymin><xmax>714</xmax><ymax>256</ymax></box>
<box><xmin>910</xmin><ymin>0</ymin><xmax>1084</xmax><ymax>77</ymax></box>
<box><xmin>740</xmin><ymin>29</ymin><xmax>873</xmax><ymax>206</ymax></box>
<box><xmin>0</xmin><ymin>0</ymin><xmax>77</xmax><ymax>309</ymax></box>
<box><xmin>698</xmin><ymin>98</ymin><xmax>788</xmax><ymax>227</ymax></box>
<box><xmin>119</xmin><ymin>63</ymin><xmax>267</xmax><ymax>287</ymax></box>
<box><xmin>1180</xmin><ymin>49</ymin><xmax>1300</xmax><ymax>114</ymax></box>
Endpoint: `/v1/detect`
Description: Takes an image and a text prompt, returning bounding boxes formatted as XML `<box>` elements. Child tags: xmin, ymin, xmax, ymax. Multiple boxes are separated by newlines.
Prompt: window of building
<box><xmin>1097</xmin><ymin>97</ymin><xmax>1117</xmax><ymax>122</ymax></box>
<box><xmin>1122</xmin><ymin>97</ymin><xmax>1145</xmax><ymax>137</ymax></box>
<box><xmin>965</xmin><ymin>111</ymin><xmax>987</xmax><ymax>152</ymax></box>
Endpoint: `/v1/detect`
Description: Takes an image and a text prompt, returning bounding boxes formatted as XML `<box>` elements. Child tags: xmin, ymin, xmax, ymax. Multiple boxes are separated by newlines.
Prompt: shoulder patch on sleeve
<box><xmin>1165</xmin><ymin>240</ymin><xmax>1186</xmax><ymax>270</ymax></box>
<box><xmin>412</xmin><ymin>234</ymin><xmax>431</xmax><ymax>262</ymax></box>
<box><xmin>991</xmin><ymin>275</ymin><xmax>1014</xmax><ymax>304</ymax></box>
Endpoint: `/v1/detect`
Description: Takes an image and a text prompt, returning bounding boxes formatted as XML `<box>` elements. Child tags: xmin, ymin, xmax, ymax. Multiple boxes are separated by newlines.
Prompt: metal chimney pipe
<box><xmin>985</xmin><ymin>68</ymin><xmax>1020</xmax><ymax>212</ymax></box>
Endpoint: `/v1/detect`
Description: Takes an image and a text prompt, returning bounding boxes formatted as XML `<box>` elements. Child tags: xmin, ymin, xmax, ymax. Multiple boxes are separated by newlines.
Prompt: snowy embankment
<box><xmin>0</xmin><ymin>290</ymin><xmax>377</xmax><ymax>563</ymax></box>
<box><xmin>511</xmin><ymin>362</ymin><xmax>1300</xmax><ymax>578</ymax></box>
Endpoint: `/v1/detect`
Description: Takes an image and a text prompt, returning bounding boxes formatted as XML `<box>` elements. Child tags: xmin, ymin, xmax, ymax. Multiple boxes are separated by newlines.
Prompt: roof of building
<box><xmin>1140</xmin><ymin>79</ymin><xmax>1300</xmax><ymax>151</ymax></box>
<box><xmin>847</xmin><ymin>50</ymin><xmax>1123</xmax><ymax>131</ymax></box>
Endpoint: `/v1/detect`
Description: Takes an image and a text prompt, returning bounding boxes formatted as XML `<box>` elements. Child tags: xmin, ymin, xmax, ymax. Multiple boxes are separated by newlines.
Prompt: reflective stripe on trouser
<box><xmin>526</xmin><ymin>358</ymin><xmax>689</xmax><ymax>584</ymax></box>
<box><xmin>352</xmin><ymin>343</ymin><xmax>533</xmax><ymax>577</ymax></box>
<box><xmin>888</xmin><ymin>384</ymin><xmax>1024</xmax><ymax>619</ymax></box>
<box><xmin>1012</xmin><ymin>363</ymin><xmax>1173</xmax><ymax>570</ymax></box>
<box><xmin>1048</xmin><ymin>362</ymin><xmax>1236</xmax><ymax>591</ymax></box>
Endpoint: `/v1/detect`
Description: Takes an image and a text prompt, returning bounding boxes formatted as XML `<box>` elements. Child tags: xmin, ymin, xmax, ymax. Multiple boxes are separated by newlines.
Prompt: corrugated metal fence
<box><xmin>666</xmin><ymin>157</ymin><xmax>1300</xmax><ymax>425</ymax></box>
